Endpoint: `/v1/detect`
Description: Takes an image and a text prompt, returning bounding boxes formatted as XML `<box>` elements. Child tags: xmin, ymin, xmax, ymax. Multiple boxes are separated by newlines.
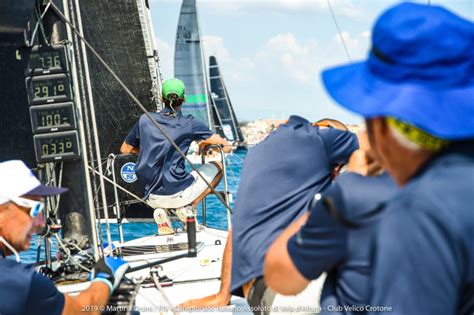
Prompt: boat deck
<box><xmin>58</xmin><ymin>227</ymin><xmax>251</xmax><ymax>314</ymax></box>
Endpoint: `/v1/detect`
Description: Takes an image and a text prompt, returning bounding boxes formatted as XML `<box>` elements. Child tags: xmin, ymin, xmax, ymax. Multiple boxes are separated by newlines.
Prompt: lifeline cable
<box><xmin>48</xmin><ymin>1</ymin><xmax>233</xmax><ymax>215</ymax></box>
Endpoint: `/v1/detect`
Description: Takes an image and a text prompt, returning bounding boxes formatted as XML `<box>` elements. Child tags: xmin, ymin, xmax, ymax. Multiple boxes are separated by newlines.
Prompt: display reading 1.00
<box><xmin>26</xmin><ymin>74</ymin><xmax>72</xmax><ymax>105</ymax></box>
<box><xmin>23</xmin><ymin>45</ymin><xmax>68</xmax><ymax>76</ymax></box>
<box><xmin>30</xmin><ymin>103</ymin><xmax>76</xmax><ymax>133</ymax></box>
<box><xmin>33</xmin><ymin>131</ymin><xmax>80</xmax><ymax>162</ymax></box>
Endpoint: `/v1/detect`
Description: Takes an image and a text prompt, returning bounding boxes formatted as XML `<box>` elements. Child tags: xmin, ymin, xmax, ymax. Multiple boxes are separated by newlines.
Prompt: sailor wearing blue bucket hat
<box><xmin>321</xmin><ymin>3</ymin><xmax>474</xmax><ymax>315</ymax></box>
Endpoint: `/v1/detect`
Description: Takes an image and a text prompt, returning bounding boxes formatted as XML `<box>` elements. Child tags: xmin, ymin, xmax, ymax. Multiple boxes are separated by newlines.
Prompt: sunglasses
<box><xmin>9</xmin><ymin>196</ymin><xmax>44</xmax><ymax>218</ymax></box>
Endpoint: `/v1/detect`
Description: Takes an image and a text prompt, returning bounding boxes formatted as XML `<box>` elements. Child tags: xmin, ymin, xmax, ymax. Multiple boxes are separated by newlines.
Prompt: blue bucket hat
<box><xmin>322</xmin><ymin>2</ymin><xmax>474</xmax><ymax>140</ymax></box>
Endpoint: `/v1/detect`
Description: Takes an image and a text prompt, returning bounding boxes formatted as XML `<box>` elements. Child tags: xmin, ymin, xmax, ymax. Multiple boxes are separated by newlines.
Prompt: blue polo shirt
<box><xmin>0</xmin><ymin>252</ymin><xmax>64</xmax><ymax>315</ymax></box>
<box><xmin>287</xmin><ymin>173</ymin><xmax>398</xmax><ymax>315</ymax></box>
<box><xmin>231</xmin><ymin>115</ymin><xmax>358</xmax><ymax>296</ymax></box>
<box><xmin>370</xmin><ymin>142</ymin><xmax>474</xmax><ymax>315</ymax></box>
<box><xmin>125</xmin><ymin>108</ymin><xmax>214</xmax><ymax>198</ymax></box>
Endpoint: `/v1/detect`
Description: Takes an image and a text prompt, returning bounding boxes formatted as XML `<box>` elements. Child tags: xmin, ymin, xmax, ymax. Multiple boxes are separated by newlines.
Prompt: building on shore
<box><xmin>241</xmin><ymin>119</ymin><xmax>364</xmax><ymax>147</ymax></box>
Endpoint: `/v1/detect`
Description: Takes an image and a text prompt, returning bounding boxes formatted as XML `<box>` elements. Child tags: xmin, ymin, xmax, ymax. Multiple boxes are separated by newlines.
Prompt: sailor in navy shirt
<box><xmin>317</xmin><ymin>3</ymin><xmax>474</xmax><ymax>314</ymax></box>
<box><xmin>121</xmin><ymin>79</ymin><xmax>230</xmax><ymax>234</ymax></box>
<box><xmin>370</xmin><ymin>143</ymin><xmax>474</xmax><ymax>315</ymax></box>
<box><xmin>179</xmin><ymin>115</ymin><xmax>358</xmax><ymax>310</ymax></box>
<box><xmin>265</xmin><ymin>172</ymin><xmax>398</xmax><ymax>315</ymax></box>
<box><xmin>0</xmin><ymin>160</ymin><xmax>127</xmax><ymax>315</ymax></box>
<box><xmin>231</xmin><ymin>116</ymin><xmax>358</xmax><ymax>298</ymax></box>
<box><xmin>123</xmin><ymin>108</ymin><xmax>216</xmax><ymax>199</ymax></box>
<box><xmin>0</xmin><ymin>251</ymin><xmax>65</xmax><ymax>315</ymax></box>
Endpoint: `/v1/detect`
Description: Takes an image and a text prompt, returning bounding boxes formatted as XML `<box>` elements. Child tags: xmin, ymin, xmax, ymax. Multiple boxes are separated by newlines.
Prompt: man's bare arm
<box><xmin>62</xmin><ymin>282</ymin><xmax>110</xmax><ymax>315</ymax></box>
<box><xmin>264</xmin><ymin>213</ymin><xmax>310</xmax><ymax>295</ymax></box>
<box><xmin>199</xmin><ymin>135</ymin><xmax>232</xmax><ymax>154</ymax></box>
<box><xmin>179</xmin><ymin>229</ymin><xmax>233</xmax><ymax>307</ymax></box>
<box><xmin>120</xmin><ymin>141</ymin><xmax>139</xmax><ymax>154</ymax></box>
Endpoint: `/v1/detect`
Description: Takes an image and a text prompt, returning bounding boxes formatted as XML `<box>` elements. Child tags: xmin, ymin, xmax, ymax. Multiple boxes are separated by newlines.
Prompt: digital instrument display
<box><xmin>26</xmin><ymin>74</ymin><xmax>72</xmax><ymax>105</ymax></box>
<box><xmin>33</xmin><ymin>131</ymin><xmax>80</xmax><ymax>162</ymax></box>
<box><xmin>23</xmin><ymin>45</ymin><xmax>68</xmax><ymax>76</ymax></box>
<box><xmin>30</xmin><ymin>102</ymin><xmax>76</xmax><ymax>133</ymax></box>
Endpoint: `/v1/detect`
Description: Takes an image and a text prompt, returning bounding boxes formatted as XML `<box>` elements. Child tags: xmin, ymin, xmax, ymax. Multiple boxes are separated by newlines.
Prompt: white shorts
<box><xmin>146</xmin><ymin>163</ymin><xmax>220</xmax><ymax>209</ymax></box>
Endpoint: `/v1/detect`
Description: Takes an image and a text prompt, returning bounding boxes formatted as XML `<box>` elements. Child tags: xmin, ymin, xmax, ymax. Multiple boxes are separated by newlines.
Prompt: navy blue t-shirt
<box><xmin>125</xmin><ymin>108</ymin><xmax>214</xmax><ymax>198</ymax></box>
<box><xmin>369</xmin><ymin>142</ymin><xmax>474</xmax><ymax>315</ymax></box>
<box><xmin>287</xmin><ymin>173</ymin><xmax>398</xmax><ymax>315</ymax></box>
<box><xmin>231</xmin><ymin>115</ymin><xmax>358</xmax><ymax>296</ymax></box>
<box><xmin>0</xmin><ymin>255</ymin><xmax>64</xmax><ymax>315</ymax></box>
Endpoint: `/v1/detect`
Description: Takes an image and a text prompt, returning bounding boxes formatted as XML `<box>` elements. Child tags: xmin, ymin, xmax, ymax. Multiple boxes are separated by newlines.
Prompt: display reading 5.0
<box><xmin>30</xmin><ymin>103</ymin><xmax>76</xmax><ymax>133</ymax></box>
<box><xmin>34</xmin><ymin>131</ymin><xmax>80</xmax><ymax>162</ymax></box>
<box><xmin>26</xmin><ymin>74</ymin><xmax>72</xmax><ymax>105</ymax></box>
<box><xmin>23</xmin><ymin>45</ymin><xmax>68</xmax><ymax>76</ymax></box>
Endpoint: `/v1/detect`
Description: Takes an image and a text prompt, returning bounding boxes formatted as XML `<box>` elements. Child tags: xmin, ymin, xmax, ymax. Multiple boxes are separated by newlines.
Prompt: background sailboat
<box><xmin>209</xmin><ymin>55</ymin><xmax>246</xmax><ymax>149</ymax></box>
<box><xmin>174</xmin><ymin>0</ymin><xmax>215</xmax><ymax>129</ymax></box>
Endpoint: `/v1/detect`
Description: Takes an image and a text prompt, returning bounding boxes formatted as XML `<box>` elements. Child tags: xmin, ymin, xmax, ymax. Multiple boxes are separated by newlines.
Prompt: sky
<box><xmin>149</xmin><ymin>0</ymin><xmax>473</xmax><ymax>124</ymax></box>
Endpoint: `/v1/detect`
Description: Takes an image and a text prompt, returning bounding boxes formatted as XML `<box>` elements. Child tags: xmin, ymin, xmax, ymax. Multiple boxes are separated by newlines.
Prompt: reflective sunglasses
<box><xmin>9</xmin><ymin>196</ymin><xmax>44</xmax><ymax>218</ymax></box>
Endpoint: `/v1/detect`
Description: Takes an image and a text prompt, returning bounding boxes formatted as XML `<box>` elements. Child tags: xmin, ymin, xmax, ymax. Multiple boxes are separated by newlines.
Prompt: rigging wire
<box><xmin>65</xmin><ymin>0</ymin><xmax>112</xmax><ymax>256</ymax></box>
<box><xmin>48</xmin><ymin>1</ymin><xmax>233</xmax><ymax>215</ymax></box>
<box><xmin>30</xmin><ymin>0</ymin><xmax>50</xmax><ymax>46</ymax></box>
<box><xmin>88</xmin><ymin>166</ymin><xmax>147</xmax><ymax>205</ymax></box>
<box><xmin>326</xmin><ymin>0</ymin><xmax>352</xmax><ymax>64</ymax></box>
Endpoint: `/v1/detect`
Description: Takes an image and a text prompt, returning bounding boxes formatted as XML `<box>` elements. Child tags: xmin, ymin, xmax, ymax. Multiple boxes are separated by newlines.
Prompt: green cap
<box><xmin>162</xmin><ymin>78</ymin><xmax>185</xmax><ymax>100</ymax></box>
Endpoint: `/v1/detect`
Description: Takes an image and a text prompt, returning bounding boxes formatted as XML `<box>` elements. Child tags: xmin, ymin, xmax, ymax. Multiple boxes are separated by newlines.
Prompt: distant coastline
<box><xmin>240</xmin><ymin>119</ymin><xmax>364</xmax><ymax>146</ymax></box>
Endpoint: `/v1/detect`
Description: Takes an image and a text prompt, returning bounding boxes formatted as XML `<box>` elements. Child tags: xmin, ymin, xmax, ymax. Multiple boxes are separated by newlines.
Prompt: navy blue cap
<box><xmin>27</xmin><ymin>185</ymin><xmax>68</xmax><ymax>196</ymax></box>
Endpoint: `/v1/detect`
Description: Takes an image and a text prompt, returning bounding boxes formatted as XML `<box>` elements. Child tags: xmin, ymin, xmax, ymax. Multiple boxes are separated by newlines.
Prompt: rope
<box><xmin>136</xmin><ymin>287</ymin><xmax>173</xmax><ymax>314</ymax></box>
<box><xmin>151</xmin><ymin>272</ymin><xmax>178</xmax><ymax>315</ymax></box>
<box><xmin>326</xmin><ymin>0</ymin><xmax>352</xmax><ymax>63</ymax></box>
<box><xmin>53</xmin><ymin>234</ymin><xmax>92</xmax><ymax>273</ymax></box>
<box><xmin>48</xmin><ymin>1</ymin><xmax>233</xmax><ymax>215</ymax></box>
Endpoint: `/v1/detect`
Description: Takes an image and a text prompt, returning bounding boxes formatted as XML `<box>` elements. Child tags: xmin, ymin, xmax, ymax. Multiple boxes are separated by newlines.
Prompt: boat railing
<box><xmin>200</xmin><ymin>144</ymin><xmax>232</xmax><ymax>229</ymax></box>
<box><xmin>105</xmin><ymin>145</ymin><xmax>231</xmax><ymax>243</ymax></box>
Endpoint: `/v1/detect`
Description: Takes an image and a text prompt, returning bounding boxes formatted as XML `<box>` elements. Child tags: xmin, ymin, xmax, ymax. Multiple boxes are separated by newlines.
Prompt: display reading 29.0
<box><xmin>33</xmin><ymin>131</ymin><xmax>80</xmax><ymax>162</ymax></box>
<box><xmin>26</xmin><ymin>74</ymin><xmax>72</xmax><ymax>105</ymax></box>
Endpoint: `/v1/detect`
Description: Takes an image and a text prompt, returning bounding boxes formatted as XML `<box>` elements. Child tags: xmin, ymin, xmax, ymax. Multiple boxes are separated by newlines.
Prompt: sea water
<box><xmin>19</xmin><ymin>150</ymin><xmax>247</xmax><ymax>263</ymax></box>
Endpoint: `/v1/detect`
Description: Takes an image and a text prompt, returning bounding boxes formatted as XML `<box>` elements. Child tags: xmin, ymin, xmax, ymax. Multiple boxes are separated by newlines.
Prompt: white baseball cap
<box><xmin>0</xmin><ymin>160</ymin><xmax>68</xmax><ymax>204</ymax></box>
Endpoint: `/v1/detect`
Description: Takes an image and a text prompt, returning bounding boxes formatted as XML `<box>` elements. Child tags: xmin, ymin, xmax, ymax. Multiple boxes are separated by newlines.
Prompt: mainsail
<box><xmin>174</xmin><ymin>0</ymin><xmax>213</xmax><ymax>128</ymax></box>
<box><xmin>209</xmin><ymin>55</ymin><xmax>245</xmax><ymax>144</ymax></box>
<box><xmin>79</xmin><ymin>0</ymin><xmax>161</xmax><ymax>155</ymax></box>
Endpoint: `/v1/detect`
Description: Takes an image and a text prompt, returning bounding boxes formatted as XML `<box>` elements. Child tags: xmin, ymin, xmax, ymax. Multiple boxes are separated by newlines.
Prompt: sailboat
<box><xmin>209</xmin><ymin>55</ymin><xmax>246</xmax><ymax>150</ymax></box>
<box><xmin>174</xmin><ymin>0</ymin><xmax>215</xmax><ymax>129</ymax></box>
<box><xmin>1</xmin><ymin>1</ymin><xmax>242</xmax><ymax>313</ymax></box>
<box><xmin>174</xmin><ymin>0</ymin><xmax>246</xmax><ymax>153</ymax></box>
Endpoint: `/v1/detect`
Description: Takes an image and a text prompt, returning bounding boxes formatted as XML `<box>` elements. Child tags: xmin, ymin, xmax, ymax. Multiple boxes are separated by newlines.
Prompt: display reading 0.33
<box><xmin>41</xmin><ymin>137</ymin><xmax>73</xmax><ymax>155</ymax></box>
<box><xmin>33</xmin><ymin>131</ymin><xmax>80</xmax><ymax>162</ymax></box>
<box><xmin>26</xmin><ymin>74</ymin><xmax>72</xmax><ymax>105</ymax></box>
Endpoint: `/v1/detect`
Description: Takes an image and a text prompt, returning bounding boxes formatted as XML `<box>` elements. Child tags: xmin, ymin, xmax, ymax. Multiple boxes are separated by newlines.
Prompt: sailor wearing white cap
<box><xmin>0</xmin><ymin>160</ymin><xmax>128</xmax><ymax>315</ymax></box>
